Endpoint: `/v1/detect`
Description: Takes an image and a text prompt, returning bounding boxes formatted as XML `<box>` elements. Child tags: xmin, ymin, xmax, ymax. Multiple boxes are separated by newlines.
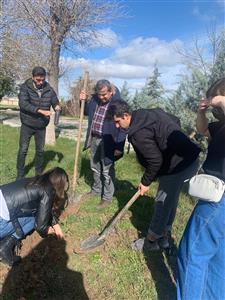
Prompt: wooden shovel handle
<box><xmin>72</xmin><ymin>71</ymin><xmax>89</xmax><ymax>191</ymax></box>
<box><xmin>100</xmin><ymin>190</ymin><xmax>141</xmax><ymax>238</ymax></box>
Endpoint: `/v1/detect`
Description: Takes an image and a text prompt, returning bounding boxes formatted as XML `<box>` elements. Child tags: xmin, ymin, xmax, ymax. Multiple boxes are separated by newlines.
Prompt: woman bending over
<box><xmin>0</xmin><ymin>167</ymin><xmax>69</xmax><ymax>266</ymax></box>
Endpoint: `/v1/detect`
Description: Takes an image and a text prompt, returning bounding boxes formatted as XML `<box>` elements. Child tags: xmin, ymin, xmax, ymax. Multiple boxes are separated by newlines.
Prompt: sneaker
<box><xmin>96</xmin><ymin>199</ymin><xmax>111</xmax><ymax>209</ymax></box>
<box><xmin>131</xmin><ymin>238</ymin><xmax>160</xmax><ymax>251</ymax></box>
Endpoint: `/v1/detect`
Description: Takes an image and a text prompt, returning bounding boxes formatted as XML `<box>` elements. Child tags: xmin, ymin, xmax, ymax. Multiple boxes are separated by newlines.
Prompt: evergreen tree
<box><xmin>131</xmin><ymin>90</ymin><xmax>142</xmax><ymax>110</ymax></box>
<box><xmin>178</xmin><ymin>69</ymin><xmax>209</xmax><ymax>112</ymax></box>
<box><xmin>144</xmin><ymin>65</ymin><xmax>165</xmax><ymax>109</ymax></box>
<box><xmin>166</xmin><ymin>86</ymin><xmax>196</xmax><ymax>134</ymax></box>
<box><xmin>166</xmin><ymin>29</ymin><xmax>225</xmax><ymax>139</ymax></box>
<box><xmin>128</xmin><ymin>65</ymin><xmax>166</xmax><ymax>110</ymax></box>
<box><xmin>120</xmin><ymin>81</ymin><xmax>131</xmax><ymax>104</ymax></box>
<box><xmin>0</xmin><ymin>71</ymin><xmax>14</xmax><ymax>99</ymax></box>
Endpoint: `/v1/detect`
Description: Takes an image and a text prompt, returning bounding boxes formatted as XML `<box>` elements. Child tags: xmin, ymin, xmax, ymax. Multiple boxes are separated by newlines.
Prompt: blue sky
<box><xmin>59</xmin><ymin>0</ymin><xmax>225</xmax><ymax>98</ymax></box>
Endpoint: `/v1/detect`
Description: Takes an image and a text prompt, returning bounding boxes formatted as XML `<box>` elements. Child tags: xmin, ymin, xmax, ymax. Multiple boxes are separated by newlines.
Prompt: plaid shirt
<box><xmin>91</xmin><ymin>102</ymin><xmax>110</xmax><ymax>137</ymax></box>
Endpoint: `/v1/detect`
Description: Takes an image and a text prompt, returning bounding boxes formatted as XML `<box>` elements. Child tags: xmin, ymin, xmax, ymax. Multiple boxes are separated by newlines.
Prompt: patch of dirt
<box><xmin>0</xmin><ymin>202</ymin><xmax>145</xmax><ymax>300</ymax></box>
<box><xmin>0</xmin><ymin>202</ymin><xmax>88</xmax><ymax>300</ymax></box>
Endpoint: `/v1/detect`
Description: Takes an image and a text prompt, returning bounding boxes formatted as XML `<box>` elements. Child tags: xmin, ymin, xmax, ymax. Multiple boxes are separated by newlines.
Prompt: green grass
<box><xmin>0</xmin><ymin>124</ymin><xmax>196</xmax><ymax>300</ymax></box>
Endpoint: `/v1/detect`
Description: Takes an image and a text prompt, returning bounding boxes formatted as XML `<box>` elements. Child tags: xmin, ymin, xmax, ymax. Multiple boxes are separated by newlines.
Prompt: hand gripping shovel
<box><xmin>78</xmin><ymin>190</ymin><xmax>140</xmax><ymax>252</ymax></box>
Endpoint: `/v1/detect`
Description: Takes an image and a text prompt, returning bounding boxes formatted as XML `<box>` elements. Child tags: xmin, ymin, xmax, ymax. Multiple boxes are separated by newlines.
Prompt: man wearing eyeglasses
<box><xmin>80</xmin><ymin>79</ymin><xmax>126</xmax><ymax>209</ymax></box>
<box><xmin>16</xmin><ymin>66</ymin><xmax>60</xmax><ymax>179</ymax></box>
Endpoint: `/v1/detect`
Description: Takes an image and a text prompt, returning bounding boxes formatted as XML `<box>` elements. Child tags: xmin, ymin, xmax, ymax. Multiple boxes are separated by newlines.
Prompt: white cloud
<box><xmin>60</xmin><ymin>35</ymin><xmax>187</xmax><ymax>96</ymax></box>
<box><xmin>114</xmin><ymin>37</ymin><xmax>183</xmax><ymax>66</ymax></box>
<box><xmin>61</xmin><ymin>36</ymin><xmax>183</xmax><ymax>77</ymax></box>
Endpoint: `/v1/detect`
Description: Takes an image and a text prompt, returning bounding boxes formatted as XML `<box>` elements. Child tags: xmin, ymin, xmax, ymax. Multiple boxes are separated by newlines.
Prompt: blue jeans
<box><xmin>176</xmin><ymin>194</ymin><xmax>225</xmax><ymax>300</ymax></box>
<box><xmin>0</xmin><ymin>216</ymin><xmax>35</xmax><ymax>240</ymax></box>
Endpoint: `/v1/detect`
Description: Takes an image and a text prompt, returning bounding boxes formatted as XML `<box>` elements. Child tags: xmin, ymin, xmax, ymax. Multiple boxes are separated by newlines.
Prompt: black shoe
<box><xmin>0</xmin><ymin>236</ymin><xmax>21</xmax><ymax>266</ymax></box>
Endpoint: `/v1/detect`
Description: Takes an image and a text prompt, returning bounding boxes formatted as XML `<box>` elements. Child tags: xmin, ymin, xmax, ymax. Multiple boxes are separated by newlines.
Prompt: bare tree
<box><xmin>0</xmin><ymin>29</ymin><xmax>49</xmax><ymax>81</ymax></box>
<box><xmin>68</xmin><ymin>76</ymin><xmax>95</xmax><ymax>117</ymax></box>
<box><xmin>176</xmin><ymin>26</ymin><xmax>224</xmax><ymax>77</ymax></box>
<box><xmin>2</xmin><ymin>0</ymin><xmax>125</xmax><ymax>144</ymax></box>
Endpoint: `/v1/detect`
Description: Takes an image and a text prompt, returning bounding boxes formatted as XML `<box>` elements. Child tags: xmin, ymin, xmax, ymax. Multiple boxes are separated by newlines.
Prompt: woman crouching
<box><xmin>0</xmin><ymin>167</ymin><xmax>69</xmax><ymax>266</ymax></box>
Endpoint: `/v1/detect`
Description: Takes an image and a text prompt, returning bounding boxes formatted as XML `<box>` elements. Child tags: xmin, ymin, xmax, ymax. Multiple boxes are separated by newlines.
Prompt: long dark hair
<box><xmin>29</xmin><ymin>167</ymin><xmax>69</xmax><ymax>210</ymax></box>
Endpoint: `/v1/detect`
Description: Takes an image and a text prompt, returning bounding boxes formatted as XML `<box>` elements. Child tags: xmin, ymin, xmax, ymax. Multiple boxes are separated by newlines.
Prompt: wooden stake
<box><xmin>72</xmin><ymin>71</ymin><xmax>89</xmax><ymax>191</ymax></box>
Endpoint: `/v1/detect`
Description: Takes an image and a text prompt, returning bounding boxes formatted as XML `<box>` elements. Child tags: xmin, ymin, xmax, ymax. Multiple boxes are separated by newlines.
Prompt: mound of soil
<box><xmin>0</xmin><ymin>203</ymin><xmax>88</xmax><ymax>300</ymax></box>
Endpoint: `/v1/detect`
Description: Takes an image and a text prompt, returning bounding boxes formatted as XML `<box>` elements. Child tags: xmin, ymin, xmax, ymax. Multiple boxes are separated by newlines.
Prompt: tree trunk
<box><xmin>45</xmin><ymin>37</ymin><xmax>61</xmax><ymax>145</ymax></box>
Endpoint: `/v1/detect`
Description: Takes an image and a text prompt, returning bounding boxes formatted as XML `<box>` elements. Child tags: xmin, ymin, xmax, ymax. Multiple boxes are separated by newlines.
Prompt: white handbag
<box><xmin>188</xmin><ymin>174</ymin><xmax>225</xmax><ymax>203</ymax></box>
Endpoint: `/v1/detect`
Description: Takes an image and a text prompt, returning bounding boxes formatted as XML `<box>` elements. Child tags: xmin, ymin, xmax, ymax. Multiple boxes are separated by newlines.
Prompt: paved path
<box><xmin>0</xmin><ymin>109</ymin><xmax>88</xmax><ymax>140</ymax></box>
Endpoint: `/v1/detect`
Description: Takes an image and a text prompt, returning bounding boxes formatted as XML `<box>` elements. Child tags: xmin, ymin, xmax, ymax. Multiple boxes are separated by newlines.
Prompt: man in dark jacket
<box><xmin>107</xmin><ymin>100</ymin><xmax>201</xmax><ymax>250</ymax></box>
<box><xmin>80</xmin><ymin>80</ymin><xmax>126</xmax><ymax>209</ymax></box>
<box><xmin>16</xmin><ymin>66</ymin><xmax>60</xmax><ymax>179</ymax></box>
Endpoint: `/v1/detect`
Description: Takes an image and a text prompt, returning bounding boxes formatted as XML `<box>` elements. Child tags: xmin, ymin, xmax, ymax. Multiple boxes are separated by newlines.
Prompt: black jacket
<box><xmin>19</xmin><ymin>79</ymin><xmax>59</xmax><ymax>129</ymax></box>
<box><xmin>203</xmin><ymin>121</ymin><xmax>225</xmax><ymax>181</ymax></box>
<box><xmin>1</xmin><ymin>178</ymin><xmax>57</xmax><ymax>238</ymax></box>
<box><xmin>128</xmin><ymin>109</ymin><xmax>201</xmax><ymax>186</ymax></box>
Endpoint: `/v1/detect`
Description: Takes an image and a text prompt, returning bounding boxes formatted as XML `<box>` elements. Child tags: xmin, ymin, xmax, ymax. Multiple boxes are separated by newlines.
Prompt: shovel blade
<box><xmin>80</xmin><ymin>235</ymin><xmax>105</xmax><ymax>251</ymax></box>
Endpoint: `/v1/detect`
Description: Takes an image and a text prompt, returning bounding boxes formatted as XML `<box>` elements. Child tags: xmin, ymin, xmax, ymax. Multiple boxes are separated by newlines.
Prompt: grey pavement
<box><xmin>0</xmin><ymin>109</ymin><xmax>87</xmax><ymax>140</ymax></box>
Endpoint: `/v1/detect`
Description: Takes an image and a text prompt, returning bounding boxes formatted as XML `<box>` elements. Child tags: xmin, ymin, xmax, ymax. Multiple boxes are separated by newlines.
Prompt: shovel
<box><xmin>72</xmin><ymin>71</ymin><xmax>89</xmax><ymax>191</ymax></box>
<box><xmin>68</xmin><ymin>71</ymin><xmax>89</xmax><ymax>204</ymax></box>
<box><xmin>78</xmin><ymin>190</ymin><xmax>140</xmax><ymax>252</ymax></box>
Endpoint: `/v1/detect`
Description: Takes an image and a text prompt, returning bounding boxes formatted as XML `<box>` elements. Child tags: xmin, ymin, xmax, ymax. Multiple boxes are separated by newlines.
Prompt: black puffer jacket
<box><xmin>19</xmin><ymin>79</ymin><xmax>59</xmax><ymax>129</ymax></box>
<box><xmin>1</xmin><ymin>178</ymin><xmax>57</xmax><ymax>238</ymax></box>
<box><xmin>128</xmin><ymin>109</ymin><xmax>201</xmax><ymax>186</ymax></box>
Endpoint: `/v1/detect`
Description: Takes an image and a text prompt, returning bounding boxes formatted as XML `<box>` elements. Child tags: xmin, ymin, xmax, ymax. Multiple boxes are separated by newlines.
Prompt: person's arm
<box><xmin>80</xmin><ymin>90</ymin><xmax>91</xmax><ymax>116</ymax></box>
<box><xmin>35</xmin><ymin>188</ymin><xmax>55</xmax><ymax>238</ymax></box>
<box><xmin>138</xmin><ymin>183</ymin><xmax>150</xmax><ymax>196</ymax></box>
<box><xmin>196</xmin><ymin>99</ymin><xmax>210</xmax><ymax>138</ymax></box>
<box><xmin>132</xmin><ymin>132</ymin><xmax>163</xmax><ymax>195</ymax></box>
<box><xmin>50</xmin><ymin>89</ymin><xmax>60</xmax><ymax>111</ymax></box>
<box><xmin>19</xmin><ymin>85</ymin><xmax>53</xmax><ymax>117</ymax></box>
<box><xmin>114</xmin><ymin>128</ymin><xmax>127</xmax><ymax>159</ymax></box>
<box><xmin>37</xmin><ymin>109</ymin><xmax>51</xmax><ymax>117</ymax></box>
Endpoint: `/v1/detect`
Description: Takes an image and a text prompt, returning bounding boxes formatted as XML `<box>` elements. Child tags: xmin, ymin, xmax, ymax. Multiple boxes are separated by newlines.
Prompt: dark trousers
<box><xmin>16</xmin><ymin>124</ymin><xmax>46</xmax><ymax>178</ymax></box>
<box><xmin>148</xmin><ymin>159</ymin><xmax>199</xmax><ymax>238</ymax></box>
